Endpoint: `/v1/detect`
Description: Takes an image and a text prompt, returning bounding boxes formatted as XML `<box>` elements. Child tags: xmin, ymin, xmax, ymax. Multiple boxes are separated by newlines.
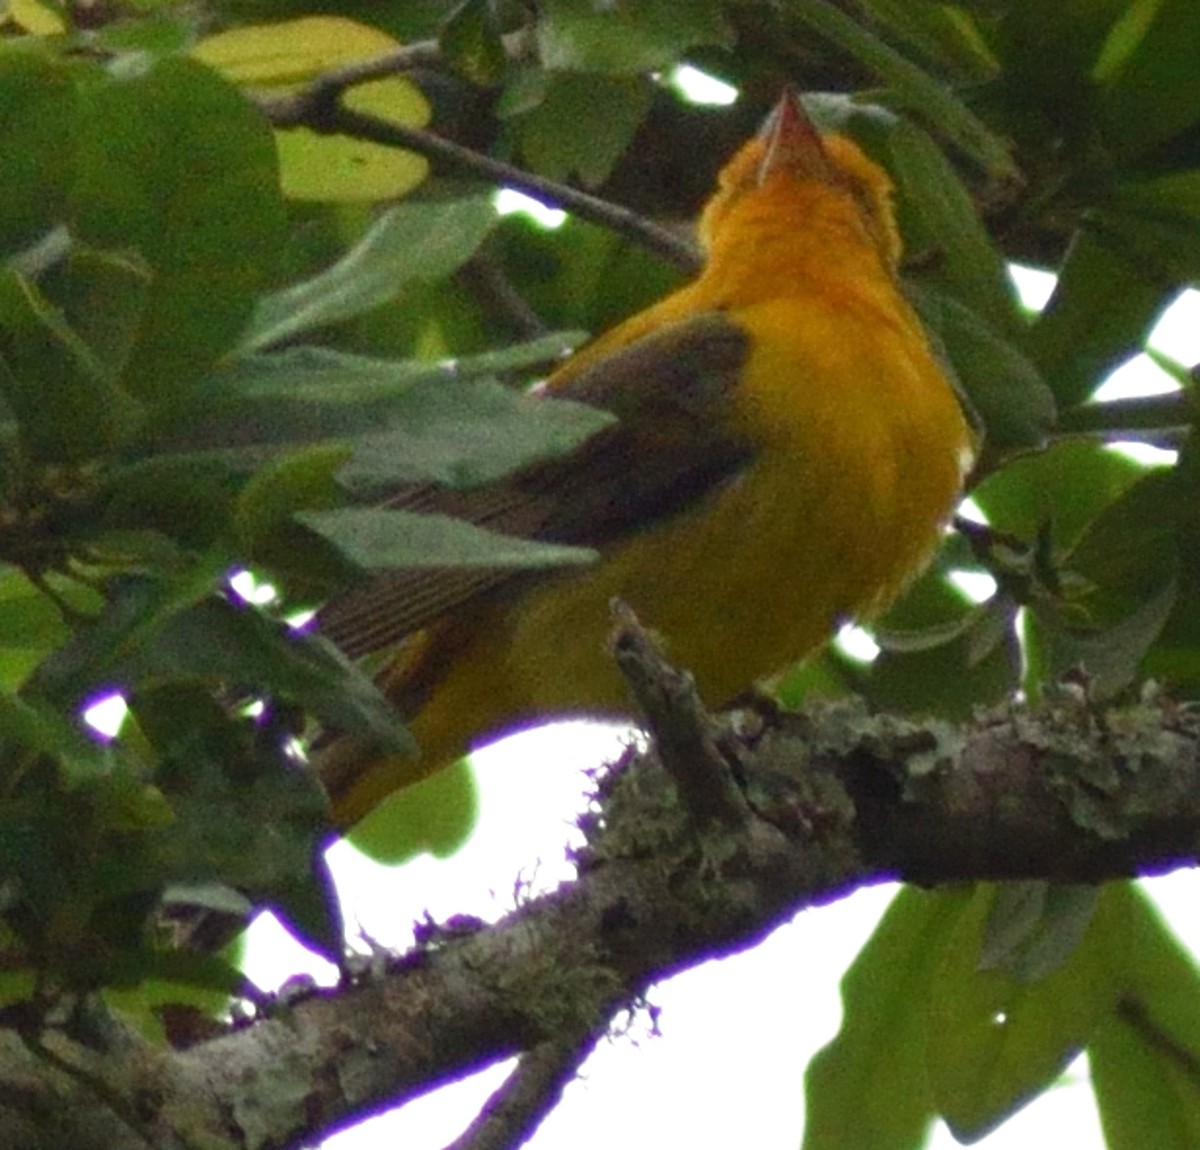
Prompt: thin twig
<box><xmin>457</xmin><ymin>255</ymin><xmax>549</xmax><ymax>340</ymax></box>
<box><xmin>608</xmin><ymin>600</ymin><xmax>751</xmax><ymax>828</ymax></box>
<box><xmin>258</xmin><ymin>89</ymin><xmax>701</xmax><ymax>273</ymax></box>
<box><xmin>261</xmin><ymin>30</ymin><xmax>534</xmax><ymax>99</ymax></box>
<box><xmin>21</xmin><ymin>1031</ymin><xmax>158</xmax><ymax>1149</ymax></box>
<box><xmin>1116</xmin><ymin>993</ymin><xmax>1200</xmax><ymax>1087</ymax></box>
<box><xmin>442</xmin><ymin>1026</ymin><xmax>605</xmax><ymax>1150</ymax></box>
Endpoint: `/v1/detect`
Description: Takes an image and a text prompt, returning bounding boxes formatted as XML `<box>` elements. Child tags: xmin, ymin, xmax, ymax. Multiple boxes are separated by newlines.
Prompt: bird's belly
<box><xmin>415</xmin><ymin>311</ymin><xmax>970</xmax><ymax>764</ymax></box>
<box><xmin>500</xmin><ymin>436</ymin><xmax>950</xmax><ymax>716</ymax></box>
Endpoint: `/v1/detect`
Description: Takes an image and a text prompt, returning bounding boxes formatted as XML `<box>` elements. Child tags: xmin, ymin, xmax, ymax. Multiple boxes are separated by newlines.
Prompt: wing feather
<box><xmin>318</xmin><ymin>312</ymin><xmax>753</xmax><ymax>660</ymax></box>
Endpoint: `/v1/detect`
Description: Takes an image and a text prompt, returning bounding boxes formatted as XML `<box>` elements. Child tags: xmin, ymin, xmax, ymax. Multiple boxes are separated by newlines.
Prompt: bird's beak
<box><xmin>757</xmin><ymin>88</ymin><xmax>835</xmax><ymax>185</ymax></box>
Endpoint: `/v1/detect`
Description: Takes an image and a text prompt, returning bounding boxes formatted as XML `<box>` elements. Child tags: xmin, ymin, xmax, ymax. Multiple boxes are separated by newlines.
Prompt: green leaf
<box><xmin>849</xmin><ymin>597</ymin><xmax>1021</xmax><ymax>720</ymax></box>
<box><xmin>298</xmin><ymin>508</ymin><xmax>596</xmax><ymax>570</ymax></box>
<box><xmin>28</xmin><ymin>561</ymin><xmax>230</xmax><ymax>705</ymax></box>
<box><xmin>788</xmin><ymin>0</ymin><xmax>1016</xmax><ymax>178</ymax></box>
<box><xmin>338</xmin><ymin>381</ymin><xmax>614</xmax><ymax>490</ymax></box>
<box><xmin>885</xmin><ymin>120</ymin><xmax>1018</xmax><ymax>326</ymax></box>
<box><xmin>440</xmin><ymin>0</ymin><xmax>508</xmax><ymax>85</ymax></box>
<box><xmin>912</xmin><ymin>286</ymin><xmax>1056</xmax><ymax>451</ymax></box>
<box><xmin>100</xmin><ymin>455</ymin><xmax>239</xmax><ymax>549</ymax></box>
<box><xmin>191</xmin><ymin>15</ymin><xmax>432</xmax><ymax>204</ymax></box>
<box><xmin>1091</xmin><ymin>1011</ymin><xmax>1200</xmax><ymax>1149</ymax></box>
<box><xmin>972</xmin><ymin>439</ymin><xmax>1147</xmax><ymax>551</ymax></box>
<box><xmin>235</xmin><ymin>442</ymin><xmax>350</xmax><ymax>550</ymax></box>
<box><xmin>348</xmin><ymin>757</ymin><xmax>478</xmax><ymax>864</ymax></box>
<box><xmin>1090</xmin><ymin>884</ymin><xmax>1200</xmax><ymax>1150</ymax></box>
<box><xmin>508</xmin><ymin>72</ymin><xmax>653</xmax><ymax>187</ymax></box>
<box><xmin>803</xmin><ymin>887</ymin><xmax>969</xmax><ymax>1150</ymax></box>
<box><xmin>239</xmin><ymin>199</ymin><xmax>498</xmax><ymax>353</ymax></box>
<box><xmin>52</xmin><ymin>244</ymin><xmax>153</xmax><ymax>381</ymax></box>
<box><xmin>1026</xmin><ymin>578</ymin><xmax>1178</xmax><ymax>700</ymax></box>
<box><xmin>92</xmin><ymin>13</ymin><xmax>194</xmax><ymax>56</ymax></box>
<box><xmin>980</xmin><ymin>883</ymin><xmax>1101</xmax><ymax>983</ymax></box>
<box><xmin>270</xmin><ymin>850</ymin><xmax>341</xmax><ymax>957</ymax></box>
<box><xmin>101</xmin><ymin>944</ymin><xmax>248</xmax><ymax>997</ymax></box>
<box><xmin>1065</xmin><ymin>466</ymin><xmax>1187</xmax><ymax>621</ymax></box>
<box><xmin>135</xmin><ymin>684</ymin><xmax>341</xmax><ymax>953</ymax></box>
<box><xmin>0</xmin><ymin>688</ymin><xmax>111</xmax><ymax>784</ymax></box>
<box><xmin>1091</xmin><ymin>192</ymin><xmax>1200</xmax><ymax>286</ymax></box>
<box><xmin>69</xmin><ymin>56</ymin><xmax>285</xmax><ymax>400</ymax></box>
<box><xmin>851</xmin><ymin>0</ymin><xmax>1000</xmax><ymax>83</ymax></box>
<box><xmin>158</xmin><ymin>338</ymin><xmax>596</xmax><ymax>463</ymax></box>
<box><xmin>0</xmin><ymin>45</ymin><xmax>78</xmax><ymax>253</ymax></box>
<box><xmin>992</xmin><ymin>0</ymin><xmax>1130</xmax><ymax>148</ymax></box>
<box><xmin>1026</xmin><ymin>231</ymin><xmax>1171</xmax><ymax>410</ymax></box>
<box><xmin>1095</xmin><ymin>0</ymin><xmax>1200</xmax><ymax>159</ymax></box>
<box><xmin>0</xmin><ymin>269</ymin><xmax>140</xmax><ymax>462</ymax></box>
<box><xmin>927</xmin><ymin>882</ymin><xmax>1129</xmax><ymax>1142</ymax></box>
<box><xmin>0</xmin><ymin>565</ymin><xmax>69</xmax><ymax>661</ymax></box>
<box><xmin>206</xmin><ymin>333</ymin><xmax>582</xmax><ymax>407</ymax></box>
<box><xmin>536</xmin><ymin>0</ymin><xmax>733</xmax><ymax>73</ymax></box>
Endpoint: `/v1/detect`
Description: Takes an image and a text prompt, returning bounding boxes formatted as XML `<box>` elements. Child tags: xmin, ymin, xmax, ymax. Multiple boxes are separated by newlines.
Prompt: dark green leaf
<box><xmin>509</xmin><ymin>72</ymin><xmax>654</xmax><ymax>188</ymax></box>
<box><xmin>164</xmin><ymin>336</ymin><xmax>589</xmax><ymax>456</ymax></box>
<box><xmin>851</xmin><ymin>0</ymin><xmax>1000</xmax><ymax>83</ymax></box>
<box><xmin>848</xmin><ymin>597</ymin><xmax>1021</xmax><ymax>720</ymax></box>
<box><xmin>1065</xmin><ymin>466</ymin><xmax>1188</xmax><ymax>621</ymax></box>
<box><xmin>1026</xmin><ymin>579</ymin><xmax>1178</xmax><ymax>700</ymax></box>
<box><xmin>235</xmin><ymin>443</ymin><xmax>350</xmax><ymax>550</ymax></box>
<box><xmin>1091</xmin><ymin>194</ymin><xmax>1200</xmax><ymax>286</ymax></box>
<box><xmin>51</xmin><ymin>244</ymin><xmax>152</xmax><ymax>380</ymax></box>
<box><xmin>972</xmin><ymin>439</ymin><xmax>1147</xmax><ymax>551</ymax></box>
<box><xmin>0</xmin><ymin>688</ymin><xmax>110</xmax><ymax>784</ymax></box>
<box><xmin>536</xmin><ymin>0</ymin><xmax>733</xmax><ymax>74</ymax></box>
<box><xmin>440</xmin><ymin>0</ymin><xmax>508</xmax><ymax>85</ymax></box>
<box><xmin>0</xmin><ymin>269</ymin><xmax>140</xmax><ymax>462</ymax></box>
<box><xmin>886</xmin><ymin>121</ymin><xmax>1018</xmax><ymax>326</ymax></box>
<box><xmin>337</xmin><ymin>381</ymin><xmax>614</xmax><ymax>490</ymax></box>
<box><xmin>204</xmin><ymin>334</ymin><xmax>581</xmax><ymax>406</ymax></box>
<box><xmin>789</xmin><ymin>0</ymin><xmax>1016</xmax><ymax>177</ymax></box>
<box><xmin>992</xmin><ymin>0</ymin><xmax>1129</xmax><ymax>148</ymax></box>
<box><xmin>101</xmin><ymin>944</ymin><xmax>249</xmax><ymax>997</ymax></box>
<box><xmin>70</xmin><ymin>56</ymin><xmax>285</xmax><ymax>399</ymax></box>
<box><xmin>0</xmin><ymin>46</ymin><xmax>78</xmax><ymax>253</ymax></box>
<box><xmin>1095</xmin><ymin>0</ymin><xmax>1200</xmax><ymax>160</ymax></box>
<box><xmin>1026</xmin><ymin>231</ymin><xmax>1172</xmax><ymax>410</ymax></box>
<box><xmin>299</xmin><ymin>509</ymin><xmax>596</xmax><ymax>570</ymax></box>
<box><xmin>911</xmin><ymin>285</ymin><xmax>1055</xmax><ymax>451</ymax></box>
<box><xmin>239</xmin><ymin>199</ymin><xmax>498</xmax><ymax>353</ymax></box>
<box><xmin>101</xmin><ymin>455</ymin><xmax>239</xmax><ymax>549</ymax></box>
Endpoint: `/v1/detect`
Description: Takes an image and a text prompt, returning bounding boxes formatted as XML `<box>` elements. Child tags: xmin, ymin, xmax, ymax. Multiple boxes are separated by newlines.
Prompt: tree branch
<box><xmin>3</xmin><ymin>647</ymin><xmax>1200</xmax><ymax>1147</ymax></box>
<box><xmin>442</xmin><ymin>1024</ymin><xmax>605</xmax><ymax>1150</ymax></box>
<box><xmin>257</xmin><ymin>73</ymin><xmax>702</xmax><ymax>273</ymax></box>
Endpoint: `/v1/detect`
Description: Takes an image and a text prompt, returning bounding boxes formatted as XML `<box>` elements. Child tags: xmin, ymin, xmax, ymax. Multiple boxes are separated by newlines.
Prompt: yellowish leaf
<box><xmin>192</xmin><ymin>17</ymin><xmax>431</xmax><ymax>203</ymax></box>
<box><xmin>8</xmin><ymin>0</ymin><xmax>65</xmax><ymax>35</ymax></box>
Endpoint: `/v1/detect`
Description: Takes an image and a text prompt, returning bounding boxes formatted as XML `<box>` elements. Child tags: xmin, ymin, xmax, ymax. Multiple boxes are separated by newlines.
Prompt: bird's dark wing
<box><xmin>318</xmin><ymin>311</ymin><xmax>753</xmax><ymax>660</ymax></box>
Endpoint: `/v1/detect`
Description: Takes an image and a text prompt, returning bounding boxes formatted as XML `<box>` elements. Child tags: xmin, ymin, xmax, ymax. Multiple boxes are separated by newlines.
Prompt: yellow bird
<box><xmin>316</xmin><ymin>91</ymin><xmax>975</xmax><ymax>827</ymax></box>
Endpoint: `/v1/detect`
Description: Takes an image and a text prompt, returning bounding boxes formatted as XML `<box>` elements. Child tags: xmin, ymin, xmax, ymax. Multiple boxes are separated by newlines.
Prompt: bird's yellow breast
<box><xmin>403</xmin><ymin>282</ymin><xmax>972</xmax><ymax>775</ymax></box>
